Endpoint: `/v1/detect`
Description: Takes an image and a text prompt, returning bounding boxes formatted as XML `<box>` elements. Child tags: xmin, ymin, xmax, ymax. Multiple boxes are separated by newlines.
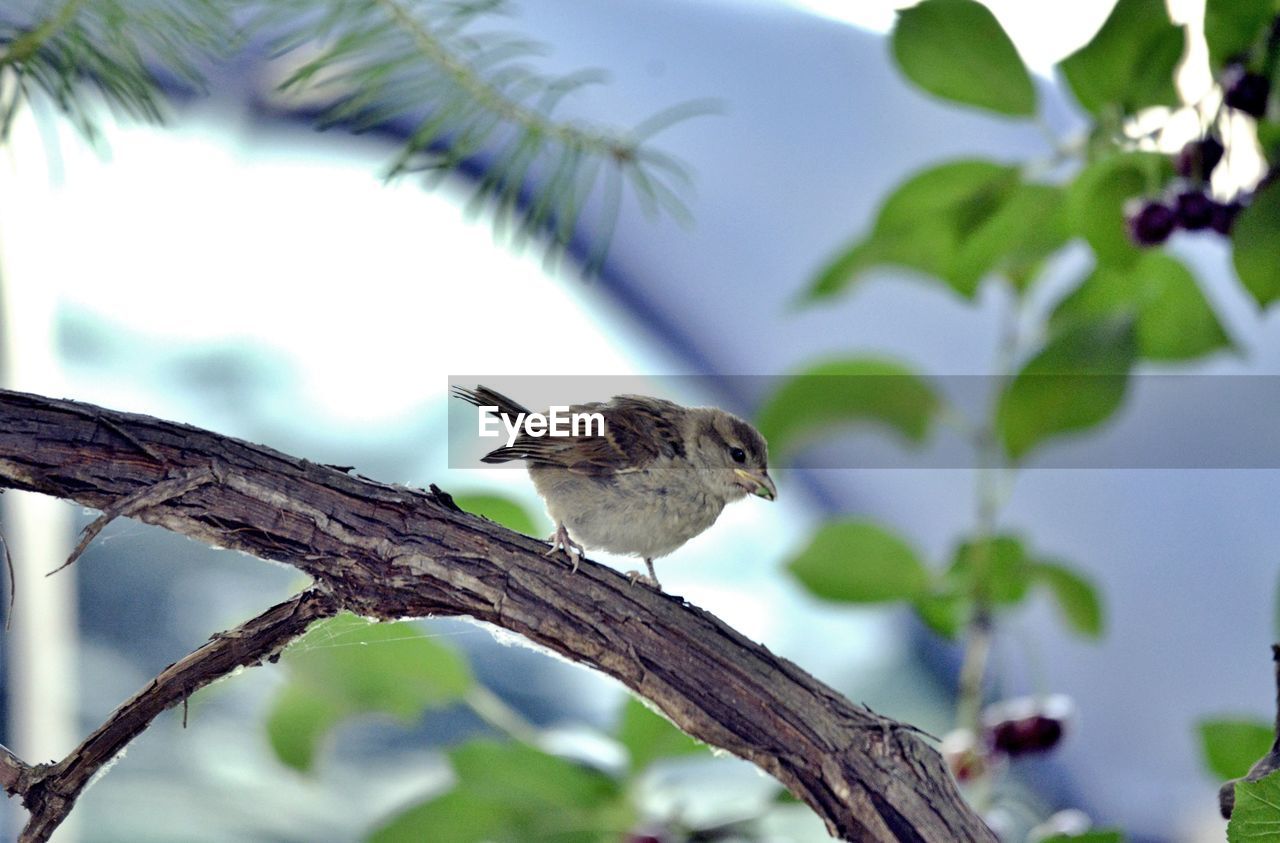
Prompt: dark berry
<box><xmin>990</xmin><ymin>715</ymin><xmax>1064</xmax><ymax>756</ymax></box>
<box><xmin>1127</xmin><ymin>201</ymin><xmax>1176</xmax><ymax>245</ymax></box>
<box><xmin>1210</xmin><ymin>200</ymin><xmax>1244</xmax><ymax>235</ymax></box>
<box><xmin>1224</xmin><ymin>65</ymin><xmax>1271</xmax><ymax>118</ymax></box>
<box><xmin>983</xmin><ymin>695</ymin><xmax>1073</xmax><ymax>758</ymax></box>
<box><xmin>1175</xmin><ymin>137</ymin><xmax>1224</xmax><ymax>181</ymax></box>
<box><xmin>1175</xmin><ymin>190</ymin><xmax>1215</xmax><ymax>230</ymax></box>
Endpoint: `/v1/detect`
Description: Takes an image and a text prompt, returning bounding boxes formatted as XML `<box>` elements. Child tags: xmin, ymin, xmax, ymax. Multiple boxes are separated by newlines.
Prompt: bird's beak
<box><xmin>734</xmin><ymin>468</ymin><xmax>777</xmax><ymax>501</ymax></box>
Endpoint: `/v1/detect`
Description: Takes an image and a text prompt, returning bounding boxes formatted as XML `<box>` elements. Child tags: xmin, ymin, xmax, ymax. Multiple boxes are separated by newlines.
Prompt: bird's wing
<box><xmin>479</xmin><ymin>395</ymin><xmax>687</xmax><ymax>475</ymax></box>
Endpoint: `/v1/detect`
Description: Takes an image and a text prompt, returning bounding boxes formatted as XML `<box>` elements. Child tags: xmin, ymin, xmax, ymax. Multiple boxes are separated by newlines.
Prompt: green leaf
<box><xmin>1052</xmin><ymin>252</ymin><xmax>1230</xmax><ymax>361</ymax></box>
<box><xmin>1257</xmin><ymin>122</ymin><xmax>1280</xmax><ymax>162</ymax></box>
<box><xmin>787</xmin><ymin>520</ymin><xmax>929</xmax><ymax>603</ymax></box>
<box><xmin>370</xmin><ymin>789</ymin><xmax>511</xmax><ymax>843</ymax></box>
<box><xmin>1228</xmin><ymin>769</ymin><xmax>1280</xmax><ymax>842</ymax></box>
<box><xmin>1199</xmin><ymin>719</ymin><xmax>1275</xmax><ymax>780</ymax></box>
<box><xmin>806</xmin><ymin>160</ymin><xmax>1019</xmax><ymax>299</ymax></box>
<box><xmin>284</xmin><ymin>614</ymin><xmax>472</xmax><ymax>714</ymax></box>
<box><xmin>449</xmin><ymin>742</ymin><xmax>620</xmax><ymax>810</ymax></box>
<box><xmin>1059</xmin><ymin>0</ymin><xmax>1185</xmax><ymax>115</ymax></box>
<box><xmin>997</xmin><ymin>316</ymin><xmax>1138</xmax><ymax>460</ymax></box>
<box><xmin>1233</xmin><ymin>183</ymin><xmax>1280</xmax><ymax>306</ymax></box>
<box><xmin>1204</xmin><ymin>0</ymin><xmax>1280</xmax><ymax>71</ymax></box>
<box><xmin>913</xmin><ymin>589</ymin><xmax>968</xmax><ymax>639</ymax></box>
<box><xmin>946</xmin><ymin>535</ymin><xmax>1032</xmax><ymax>604</ymax></box>
<box><xmin>266</xmin><ymin>683</ymin><xmax>347</xmax><ymax>772</ymax></box>
<box><xmin>1041</xmin><ymin>832</ymin><xmax>1125</xmax><ymax>843</ymax></box>
<box><xmin>452</xmin><ymin>492</ymin><xmax>543</xmax><ymax>537</ymax></box>
<box><xmin>616</xmin><ymin>698</ymin><xmax>703</xmax><ymax>773</ymax></box>
<box><xmin>267</xmin><ymin>613</ymin><xmax>473</xmax><ymax>771</ymax></box>
<box><xmin>891</xmin><ymin>0</ymin><xmax>1036</xmax><ymax>116</ymax></box>
<box><xmin>953</xmin><ymin>183</ymin><xmax>1070</xmax><ymax>292</ymax></box>
<box><xmin>757</xmin><ymin>358</ymin><xmax>941</xmax><ymax>454</ymax></box>
<box><xmin>1066</xmin><ymin>152</ymin><xmax>1173</xmax><ymax>268</ymax></box>
<box><xmin>368</xmin><ymin>741</ymin><xmax>626</xmax><ymax>843</ymax></box>
<box><xmin>1030</xmin><ymin>561</ymin><xmax>1104</xmax><ymax>637</ymax></box>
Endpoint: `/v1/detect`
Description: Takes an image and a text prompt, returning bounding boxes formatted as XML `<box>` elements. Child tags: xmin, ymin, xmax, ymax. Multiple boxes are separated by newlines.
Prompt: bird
<box><xmin>452</xmin><ymin>385</ymin><xmax>776</xmax><ymax>589</ymax></box>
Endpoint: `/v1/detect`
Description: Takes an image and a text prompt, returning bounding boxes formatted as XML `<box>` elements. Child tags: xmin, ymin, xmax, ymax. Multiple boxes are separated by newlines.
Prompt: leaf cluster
<box><xmin>785</xmin><ymin>520</ymin><xmax>1103</xmax><ymax>641</ymax></box>
<box><xmin>774</xmin><ymin>0</ymin><xmax>1280</xmax><ymax>834</ymax></box>
<box><xmin>268</xmin><ymin>612</ymin><xmax>711</xmax><ymax>842</ymax></box>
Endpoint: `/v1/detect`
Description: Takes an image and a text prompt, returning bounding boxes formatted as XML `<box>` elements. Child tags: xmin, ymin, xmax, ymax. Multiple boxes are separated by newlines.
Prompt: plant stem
<box><xmin>465</xmin><ymin>684</ymin><xmax>540</xmax><ymax>745</ymax></box>
<box><xmin>955</xmin><ymin>293</ymin><xmax>1021</xmax><ymax>735</ymax></box>
<box><xmin>956</xmin><ymin>605</ymin><xmax>993</xmax><ymax>734</ymax></box>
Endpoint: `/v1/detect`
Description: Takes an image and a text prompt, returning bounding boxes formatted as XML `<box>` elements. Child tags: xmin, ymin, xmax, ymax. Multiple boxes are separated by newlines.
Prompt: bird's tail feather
<box><xmin>450</xmin><ymin>385</ymin><xmax>531</xmax><ymax>418</ymax></box>
<box><xmin>452</xmin><ymin>385</ymin><xmax>536</xmax><ymax>464</ymax></box>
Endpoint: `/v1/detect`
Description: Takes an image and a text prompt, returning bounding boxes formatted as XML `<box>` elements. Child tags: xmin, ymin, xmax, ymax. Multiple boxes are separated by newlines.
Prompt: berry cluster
<box><xmin>1126</xmin><ymin>132</ymin><xmax>1250</xmax><ymax>245</ymax></box>
<box><xmin>1126</xmin><ymin>59</ymin><xmax>1274</xmax><ymax>247</ymax></box>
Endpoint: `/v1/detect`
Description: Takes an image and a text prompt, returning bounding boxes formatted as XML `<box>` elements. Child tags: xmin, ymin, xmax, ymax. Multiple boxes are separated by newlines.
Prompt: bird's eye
<box><xmin>729</xmin><ymin>446</ymin><xmax>746</xmax><ymax>463</ymax></box>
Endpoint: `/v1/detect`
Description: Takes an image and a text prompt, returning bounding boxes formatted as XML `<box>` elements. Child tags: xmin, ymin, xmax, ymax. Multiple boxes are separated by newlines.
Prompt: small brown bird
<box><xmin>453</xmin><ymin>385</ymin><xmax>776</xmax><ymax>588</ymax></box>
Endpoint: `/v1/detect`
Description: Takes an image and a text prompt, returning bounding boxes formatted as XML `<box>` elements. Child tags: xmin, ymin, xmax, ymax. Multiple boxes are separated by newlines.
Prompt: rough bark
<box><xmin>0</xmin><ymin>388</ymin><xmax>994</xmax><ymax>842</ymax></box>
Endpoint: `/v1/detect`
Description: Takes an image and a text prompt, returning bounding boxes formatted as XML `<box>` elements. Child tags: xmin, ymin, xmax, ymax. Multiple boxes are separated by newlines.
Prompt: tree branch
<box><xmin>5</xmin><ymin>587</ymin><xmax>337</xmax><ymax>842</ymax></box>
<box><xmin>0</xmin><ymin>388</ymin><xmax>994</xmax><ymax>842</ymax></box>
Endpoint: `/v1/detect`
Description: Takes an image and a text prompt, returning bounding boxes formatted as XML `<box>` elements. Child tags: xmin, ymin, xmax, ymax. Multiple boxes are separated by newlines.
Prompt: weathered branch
<box><xmin>7</xmin><ymin>588</ymin><xmax>337</xmax><ymax>841</ymax></box>
<box><xmin>0</xmin><ymin>388</ymin><xmax>995</xmax><ymax>842</ymax></box>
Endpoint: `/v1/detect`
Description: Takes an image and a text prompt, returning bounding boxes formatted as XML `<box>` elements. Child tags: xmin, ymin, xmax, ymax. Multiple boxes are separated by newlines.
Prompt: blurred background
<box><xmin>0</xmin><ymin>0</ymin><xmax>1275</xmax><ymax>840</ymax></box>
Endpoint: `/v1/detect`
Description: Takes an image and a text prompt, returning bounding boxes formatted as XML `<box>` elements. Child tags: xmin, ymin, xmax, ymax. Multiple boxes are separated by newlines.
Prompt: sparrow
<box><xmin>452</xmin><ymin>385</ymin><xmax>777</xmax><ymax>588</ymax></box>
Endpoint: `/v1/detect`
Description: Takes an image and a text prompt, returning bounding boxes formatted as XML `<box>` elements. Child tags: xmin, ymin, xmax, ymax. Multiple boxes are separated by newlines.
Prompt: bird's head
<box><xmin>686</xmin><ymin>408</ymin><xmax>776</xmax><ymax>502</ymax></box>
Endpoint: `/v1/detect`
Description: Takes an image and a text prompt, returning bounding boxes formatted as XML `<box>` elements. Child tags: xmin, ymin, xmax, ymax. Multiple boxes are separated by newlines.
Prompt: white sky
<box><xmin>0</xmin><ymin>107</ymin><xmax>659</xmax><ymax>425</ymax></box>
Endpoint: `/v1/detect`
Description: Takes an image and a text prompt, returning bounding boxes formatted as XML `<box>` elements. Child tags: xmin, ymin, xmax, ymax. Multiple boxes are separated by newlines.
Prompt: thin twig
<box><xmin>0</xmin><ymin>529</ymin><xmax>13</xmax><ymax>630</ymax></box>
<box><xmin>16</xmin><ymin>588</ymin><xmax>338</xmax><ymax>842</ymax></box>
<box><xmin>50</xmin><ymin>466</ymin><xmax>213</xmax><ymax>575</ymax></box>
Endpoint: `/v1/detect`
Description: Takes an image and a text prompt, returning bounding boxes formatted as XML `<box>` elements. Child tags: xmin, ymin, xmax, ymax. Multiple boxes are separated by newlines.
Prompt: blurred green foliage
<box><xmin>995</xmin><ymin>316</ymin><xmax>1137</xmax><ymax>459</ymax></box>
<box><xmin>768</xmin><ymin>0</ymin><xmax>1280</xmax><ymax>834</ymax></box>
<box><xmin>368</xmin><ymin>699</ymin><xmax>710</xmax><ymax>842</ymax></box>
<box><xmin>1198</xmin><ymin>718</ymin><xmax>1275</xmax><ymax>780</ymax></box>
<box><xmin>787</xmin><ymin>524</ymin><xmax>1104</xmax><ymax>642</ymax></box>
<box><xmin>267</xmin><ymin>613</ymin><xmax>474</xmax><ymax>772</ymax></box>
<box><xmin>1058</xmin><ymin>0</ymin><xmax>1184</xmax><ymax>116</ymax></box>
<box><xmin>757</xmin><ymin>359</ymin><xmax>941</xmax><ymax>452</ymax></box>
<box><xmin>1041</xmin><ymin>832</ymin><xmax>1126</xmax><ymax>843</ymax></box>
<box><xmin>891</xmin><ymin>0</ymin><xmax>1036</xmax><ymax>117</ymax></box>
<box><xmin>369</xmin><ymin>741</ymin><xmax>629</xmax><ymax>843</ymax></box>
<box><xmin>1234</xmin><ymin>184</ymin><xmax>1280</xmax><ymax>305</ymax></box>
<box><xmin>451</xmin><ymin>492</ymin><xmax>547</xmax><ymax>538</ymax></box>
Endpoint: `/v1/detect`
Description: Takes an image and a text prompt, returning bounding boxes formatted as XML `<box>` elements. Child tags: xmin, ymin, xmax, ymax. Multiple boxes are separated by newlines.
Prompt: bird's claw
<box><xmin>545</xmin><ymin>524</ymin><xmax>584</xmax><ymax>573</ymax></box>
<box><xmin>626</xmin><ymin>570</ymin><xmax>662</xmax><ymax>590</ymax></box>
